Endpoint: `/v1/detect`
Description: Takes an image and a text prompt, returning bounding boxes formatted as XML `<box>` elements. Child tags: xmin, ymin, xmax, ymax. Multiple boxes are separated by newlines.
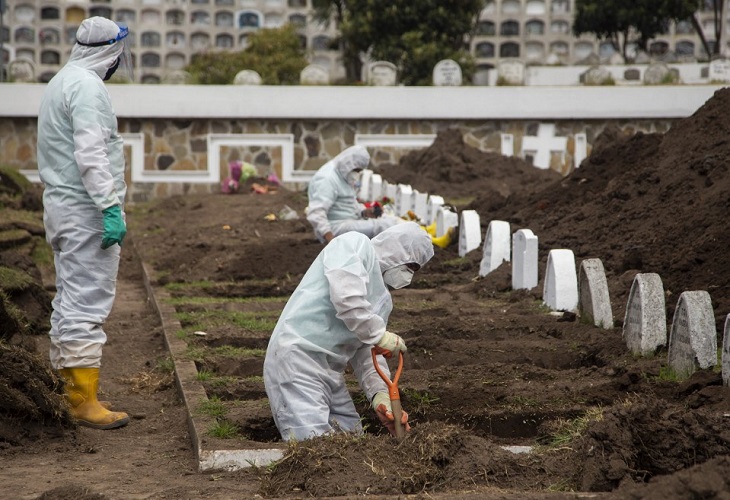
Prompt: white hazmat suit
<box><xmin>306</xmin><ymin>145</ymin><xmax>402</xmax><ymax>243</ymax></box>
<box><xmin>264</xmin><ymin>222</ymin><xmax>434</xmax><ymax>441</ymax></box>
<box><xmin>37</xmin><ymin>17</ymin><xmax>131</xmax><ymax>430</ymax></box>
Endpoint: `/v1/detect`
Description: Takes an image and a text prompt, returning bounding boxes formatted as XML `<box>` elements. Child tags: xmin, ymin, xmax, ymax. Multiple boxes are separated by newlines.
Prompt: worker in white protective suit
<box><xmin>37</xmin><ymin>16</ymin><xmax>134</xmax><ymax>430</ymax></box>
<box><xmin>264</xmin><ymin>222</ymin><xmax>434</xmax><ymax>441</ymax></box>
<box><xmin>306</xmin><ymin>145</ymin><xmax>403</xmax><ymax>243</ymax></box>
<box><xmin>306</xmin><ymin>145</ymin><xmax>455</xmax><ymax>248</ymax></box>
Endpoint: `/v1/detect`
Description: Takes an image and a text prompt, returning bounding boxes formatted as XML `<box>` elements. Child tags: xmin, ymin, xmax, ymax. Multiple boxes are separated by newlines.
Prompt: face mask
<box><xmin>346</xmin><ymin>170</ymin><xmax>362</xmax><ymax>189</ymax></box>
<box><xmin>103</xmin><ymin>58</ymin><xmax>120</xmax><ymax>81</ymax></box>
<box><xmin>383</xmin><ymin>265</ymin><xmax>414</xmax><ymax>290</ymax></box>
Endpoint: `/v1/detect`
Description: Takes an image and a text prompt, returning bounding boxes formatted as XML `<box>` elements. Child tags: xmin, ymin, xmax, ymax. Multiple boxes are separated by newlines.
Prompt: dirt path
<box><xmin>1</xmin><ymin>244</ymin><xmax>262</xmax><ymax>499</ymax></box>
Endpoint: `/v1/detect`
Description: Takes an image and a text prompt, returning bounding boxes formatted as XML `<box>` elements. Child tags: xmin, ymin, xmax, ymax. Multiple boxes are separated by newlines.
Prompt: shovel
<box><xmin>371</xmin><ymin>348</ymin><xmax>405</xmax><ymax>441</ymax></box>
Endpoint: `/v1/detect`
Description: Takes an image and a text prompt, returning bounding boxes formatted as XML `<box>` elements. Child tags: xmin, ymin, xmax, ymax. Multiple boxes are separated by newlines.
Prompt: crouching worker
<box><xmin>264</xmin><ymin>222</ymin><xmax>434</xmax><ymax>441</ymax></box>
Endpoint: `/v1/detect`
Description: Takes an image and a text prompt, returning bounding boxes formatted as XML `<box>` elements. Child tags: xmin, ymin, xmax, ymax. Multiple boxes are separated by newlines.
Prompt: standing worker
<box><xmin>264</xmin><ymin>222</ymin><xmax>434</xmax><ymax>441</ymax></box>
<box><xmin>37</xmin><ymin>16</ymin><xmax>134</xmax><ymax>430</ymax></box>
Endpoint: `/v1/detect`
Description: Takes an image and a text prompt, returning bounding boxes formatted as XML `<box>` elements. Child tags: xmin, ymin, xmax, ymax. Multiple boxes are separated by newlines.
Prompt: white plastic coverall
<box><xmin>263</xmin><ymin>222</ymin><xmax>434</xmax><ymax>441</ymax></box>
<box><xmin>306</xmin><ymin>145</ymin><xmax>401</xmax><ymax>242</ymax></box>
<box><xmin>37</xmin><ymin>17</ymin><xmax>127</xmax><ymax>369</ymax></box>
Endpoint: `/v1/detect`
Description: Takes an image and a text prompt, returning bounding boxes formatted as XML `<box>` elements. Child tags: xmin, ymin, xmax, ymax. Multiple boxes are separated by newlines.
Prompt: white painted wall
<box><xmin>0</xmin><ymin>83</ymin><xmax>724</xmax><ymax>120</ymax></box>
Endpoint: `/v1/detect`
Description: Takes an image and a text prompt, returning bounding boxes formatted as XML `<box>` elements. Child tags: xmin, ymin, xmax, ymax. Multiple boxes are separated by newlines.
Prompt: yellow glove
<box><xmin>372</xmin><ymin>392</ymin><xmax>410</xmax><ymax>436</ymax></box>
<box><xmin>373</xmin><ymin>330</ymin><xmax>406</xmax><ymax>359</ymax></box>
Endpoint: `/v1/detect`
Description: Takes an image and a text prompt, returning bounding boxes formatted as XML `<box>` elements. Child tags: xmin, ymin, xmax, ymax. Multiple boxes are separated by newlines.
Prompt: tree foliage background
<box><xmin>186</xmin><ymin>25</ymin><xmax>308</xmax><ymax>84</ymax></box>
<box><xmin>313</xmin><ymin>0</ymin><xmax>482</xmax><ymax>85</ymax></box>
<box><xmin>573</xmin><ymin>0</ymin><xmax>724</xmax><ymax>60</ymax></box>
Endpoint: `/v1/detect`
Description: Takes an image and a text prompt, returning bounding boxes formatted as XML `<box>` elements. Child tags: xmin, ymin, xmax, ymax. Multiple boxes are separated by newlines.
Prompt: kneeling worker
<box><xmin>264</xmin><ymin>222</ymin><xmax>434</xmax><ymax>441</ymax></box>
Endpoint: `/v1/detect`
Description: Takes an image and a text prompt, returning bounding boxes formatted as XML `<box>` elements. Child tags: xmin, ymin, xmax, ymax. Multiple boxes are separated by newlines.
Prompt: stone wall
<box><xmin>1</xmin><ymin>116</ymin><xmax>675</xmax><ymax>202</ymax></box>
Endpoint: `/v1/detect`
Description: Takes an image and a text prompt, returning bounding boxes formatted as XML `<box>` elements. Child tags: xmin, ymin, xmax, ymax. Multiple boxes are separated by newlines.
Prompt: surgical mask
<box><xmin>383</xmin><ymin>265</ymin><xmax>414</xmax><ymax>289</ymax></box>
<box><xmin>346</xmin><ymin>170</ymin><xmax>362</xmax><ymax>189</ymax></box>
<box><xmin>103</xmin><ymin>58</ymin><xmax>120</xmax><ymax>81</ymax></box>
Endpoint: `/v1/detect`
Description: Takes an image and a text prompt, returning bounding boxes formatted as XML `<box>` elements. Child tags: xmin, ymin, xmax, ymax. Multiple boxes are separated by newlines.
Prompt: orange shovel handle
<box><xmin>371</xmin><ymin>348</ymin><xmax>405</xmax><ymax>440</ymax></box>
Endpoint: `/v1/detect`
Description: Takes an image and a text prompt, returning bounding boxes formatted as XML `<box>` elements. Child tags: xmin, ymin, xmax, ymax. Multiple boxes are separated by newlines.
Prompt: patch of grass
<box><xmin>546</xmin><ymin>479</ymin><xmax>575</xmax><ymax>492</ymax></box>
<box><xmin>31</xmin><ymin>241</ymin><xmax>53</xmax><ymax>266</ymax></box>
<box><xmin>442</xmin><ymin>257</ymin><xmax>469</xmax><ymax>268</ymax></box>
<box><xmin>539</xmin><ymin>407</ymin><xmax>603</xmax><ymax>448</ymax></box>
<box><xmin>655</xmin><ymin>365</ymin><xmax>682</xmax><ymax>382</ymax></box>
<box><xmin>198</xmin><ymin>396</ymin><xmax>228</xmax><ymax>418</ymax></box>
<box><xmin>402</xmin><ymin>388</ymin><xmax>439</xmax><ymax>413</ymax></box>
<box><xmin>243</xmin><ymin>375</ymin><xmax>264</xmax><ymax>383</ymax></box>
<box><xmin>184</xmin><ymin>346</ymin><xmax>207</xmax><ymax>362</ymax></box>
<box><xmin>208</xmin><ymin>419</ymin><xmax>240</xmax><ymax>439</ymax></box>
<box><xmin>157</xmin><ymin>356</ymin><xmax>175</xmax><ymax>373</ymax></box>
<box><xmin>175</xmin><ymin>310</ymin><xmax>277</xmax><ymax>333</ymax></box>
<box><xmin>175</xmin><ymin>329</ymin><xmax>189</xmax><ymax>340</ymax></box>
<box><xmin>351</xmin><ymin>392</ymin><xmax>369</xmax><ymax>406</ymax></box>
<box><xmin>445</xmin><ymin>196</ymin><xmax>476</xmax><ymax>207</ymax></box>
<box><xmin>196</xmin><ymin>369</ymin><xmax>215</xmax><ymax>381</ymax></box>
<box><xmin>166</xmin><ymin>295</ymin><xmax>285</xmax><ymax>306</ymax></box>
<box><xmin>0</xmin><ymin>266</ymin><xmax>34</xmax><ymax>291</ymax></box>
<box><xmin>507</xmin><ymin>395</ymin><xmax>541</xmax><ymax>408</ymax></box>
<box><xmin>165</xmin><ymin>280</ymin><xmax>218</xmax><ymax>291</ymax></box>
<box><xmin>213</xmin><ymin>345</ymin><xmax>266</xmax><ymax>358</ymax></box>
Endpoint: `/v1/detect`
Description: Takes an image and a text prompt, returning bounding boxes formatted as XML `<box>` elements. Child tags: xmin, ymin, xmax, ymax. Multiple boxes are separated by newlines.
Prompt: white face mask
<box><xmin>346</xmin><ymin>170</ymin><xmax>362</xmax><ymax>189</ymax></box>
<box><xmin>382</xmin><ymin>265</ymin><xmax>414</xmax><ymax>289</ymax></box>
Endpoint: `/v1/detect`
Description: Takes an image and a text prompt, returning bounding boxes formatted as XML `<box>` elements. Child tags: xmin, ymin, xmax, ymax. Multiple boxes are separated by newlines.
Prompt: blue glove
<box><xmin>101</xmin><ymin>205</ymin><xmax>126</xmax><ymax>249</ymax></box>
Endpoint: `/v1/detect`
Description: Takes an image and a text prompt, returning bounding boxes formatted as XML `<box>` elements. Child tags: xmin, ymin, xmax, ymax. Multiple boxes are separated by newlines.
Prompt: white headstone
<box><xmin>458</xmin><ymin>210</ymin><xmax>482</xmax><ymax>258</ymax></box>
<box><xmin>8</xmin><ymin>58</ymin><xmax>35</xmax><ymax>83</ymax></box>
<box><xmin>722</xmin><ymin>314</ymin><xmax>730</xmax><ymax>386</ymax></box>
<box><xmin>479</xmin><ymin>220</ymin><xmax>510</xmax><ymax>276</ymax></box>
<box><xmin>370</xmin><ymin>174</ymin><xmax>383</xmax><ymax>201</ymax></box>
<box><xmin>521</xmin><ymin>124</ymin><xmax>568</xmax><ymax>170</ymax></box>
<box><xmin>162</xmin><ymin>70</ymin><xmax>192</xmax><ymax>84</ymax></box>
<box><xmin>583</xmin><ymin>65</ymin><xmax>612</xmax><ymax>85</ymax></box>
<box><xmin>643</xmin><ymin>63</ymin><xmax>672</xmax><ymax>85</ymax></box>
<box><xmin>427</xmin><ymin>195</ymin><xmax>444</xmax><ymax>225</ymax></box>
<box><xmin>578</xmin><ymin>258</ymin><xmax>613</xmax><ymax>329</ymax></box>
<box><xmin>367</xmin><ymin>61</ymin><xmax>397</xmax><ymax>86</ymax></box>
<box><xmin>501</xmin><ymin>134</ymin><xmax>514</xmax><ymax>157</ymax></box>
<box><xmin>395</xmin><ymin>184</ymin><xmax>414</xmax><ymax>217</ymax></box>
<box><xmin>622</xmin><ymin>273</ymin><xmax>667</xmax><ymax>356</ymax></box>
<box><xmin>358</xmin><ymin>169</ymin><xmax>373</xmax><ymax>202</ymax></box>
<box><xmin>511</xmin><ymin>229</ymin><xmax>538</xmax><ymax>290</ymax></box>
<box><xmin>497</xmin><ymin>60</ymin><xmax>525</xmax><ymax>85</ymax></box>
<box><xmin>413</xmin><ymin>191</ymin><xmax>429</xmax><ymax>223</ymax></box>
<box><xmin>543</xmin><ymin>249</ymin><xmax>578</xmax><ymax>312</ymax></box>
<box><xmin>667</xmin><ymin>290</ymin><xmax>717</xmax><ymax>379</ymax></box>
<box><xmin>233</xmin><ymin>69</ymin><xmax>262</xmax><ymax>85</ymax></box>
<box><xmin>433</xmin><ymin>59</ymin><xmax>462</xmax><ymax>86</ymax></box>
<box><xmin>709</xmin><ymin>58</ymin><xmax>730</xmax><ymax>83</ymax></box>
<box><xmin>384</xmin><ymin>182</ymin><xmax>397</xmax><ymax>201</ymax></box>
<box><xmin>574</xmin><ymin>133</ymin><xmax>587</xmax><ymax>169</ymax></box>
<box><xmin>300</xmin><ymin>64</ymin><xmax>330</xmax><ymax>85</ymax></box>
<box><xmin>436</xmin><ymin>206</ymin><xmax>458</xmax><ymax>237</ymax></box>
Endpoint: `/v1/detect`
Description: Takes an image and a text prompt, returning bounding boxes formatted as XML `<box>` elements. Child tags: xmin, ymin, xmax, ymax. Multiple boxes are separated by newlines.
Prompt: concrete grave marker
<box><xmin>384</xmin><ymin>182</ymin><xmax>397</xmax><ymax>201</ymax></box>
<box><xmin>162</xmin><ymin>70</ymin><xmax>192</xmax><ymax>85</ymax></box>
<box><xmin>512</xmin><ymin>229</ymin><xmax>538</xmax><ymax>290</ymax></box>
<box><xmin>578</xmin><ymin>258</ymin><xmax>613</xmax><ymax>329</ymax></box>
<box><xmin>543</xmin><ymin>249</ymin><xmax>578</xmax><ymax>312</ymax></box>
<box><xmin>521</xmin><ymin>124</ymin><xmax>568</xmax><ymax>170</ymax></box>
<box><xmin>300</xmin><ymin>64</ymin><xmax>330</xmax><ymax>85</ymax></box>
<box><xmin>479</xmin><ymin>220</ymin><xmax>510</xmax><ymax>277</ymax></box>
<box><xmin>436</xmin><ymin>206</ymin><xmax>458</xmax><ymax>237</ymax></box>
<box><xmin>433</xmin><ymin>59</ymin><xmax>462</xmax><ymax>86</ymax></box>
<box><xmin>367</xmin><ymin>61</ymin><xmax>397</xmax><ymax>86</ymax></box>
<box><xmin>413</xmin><ymin>191</ymin><xmax>429</xmax><ymax>223</ymax></box>
<box><xmin>233</xmin><ymin>70</ymin><xmax>263</xmax><ymax>85</ymax></box>
<box><xmin>709</xmin><ymin>58</ymin><xmax>730</xmax><ymax>83</ymax></box>
<box><xmin>8</xmin><ymin>58</ymin><xmax>35</xmax><ymax>83</ymax></box>
<box><xmin>458</xmin><ymin>210</ymin><xmax>482</xmax><ymax>258</ymax></box>
<box><xmin>643</xmin><ymin>63</ymin><xmax>673</xmax><ymax>85</ymax></box>
<box><xmin>395</xmin><ymin>184</ymin><xmax>414</xmax><ymax>217</ymax></box>
<box><xmin>497</xmin><ymin>60</ymin><xmax>525</xmax><ymax>85</ymax></box>
<box><xmin>582</xmin><ymin>66</ymin><xmax>612</xmax><ymax>85</ymax></box>
<box><xmin>501</xmin><ymin>134</ymin><xmax>514</xmax><ymax>157</ymax></box>
<box><xmin>623</xmin><ymin>273</ymin><xmax>667</xmax><ymax>356</ymax></box>
<box><xmin>723</xmin><ymin>314</ymin><xmax>730</xmax><ymax>386</ymax></box>
<box><xmin>573</xmin><ymin>133</ymin><xmax>587</xmax><ymax>169</ymax></box>
<box><xmin>427</xmin><ymin>195</ymin><xmax>444</xmax><ymax>225</ymax></box>
<box><xmin>358</xmin><ymin>169</ymin><xmax>373</xmax><ymax>202</ymax></box>
<box><xmin>369</xmin><ymin>174</ymin><xmax>383</xmax><ymax>201</ymax></box>
<box><xmin>667</xmin><ymin>290</ymin><xmax>716</xmax><ymax>379</ymax></box>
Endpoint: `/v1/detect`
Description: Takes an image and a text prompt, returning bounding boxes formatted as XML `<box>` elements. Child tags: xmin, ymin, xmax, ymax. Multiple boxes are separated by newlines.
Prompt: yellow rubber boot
<box><xmin>424</xmin><ymin>221</ymin><xmax>437</xmax><ymax>237</ymax></box>
<box><xmin>431</xmin><ymin>227</ymin><xmax>455</xmax><ymax>249</ymax></box>
<box><xmin>59</xmin><ymin>368</ymin><xmax>130</xmax><ymax>430</ymax></box>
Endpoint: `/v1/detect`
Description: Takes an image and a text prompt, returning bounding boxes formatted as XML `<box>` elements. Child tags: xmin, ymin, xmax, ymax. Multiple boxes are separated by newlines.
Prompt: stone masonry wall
<box><xmin>0</xmin><ymin>117</ymin><xmax>674</xmax><ymax>202</ymax></box>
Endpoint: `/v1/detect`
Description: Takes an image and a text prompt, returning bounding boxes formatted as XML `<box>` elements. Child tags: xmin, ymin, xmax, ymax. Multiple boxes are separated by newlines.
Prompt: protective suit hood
<box><xmin>372</xmin><ymin>222</ymin><xmax>434</xmax><ymax>273</ymax></box>
<box><xmin>68</xmin><ymin>17</ymin><xmax>126</xmax><ymax>80</ymax></box>
<box><xmin>333</xmin><ymin>145</ymin><xmax>370</xmax><ymax>181</ymax></box>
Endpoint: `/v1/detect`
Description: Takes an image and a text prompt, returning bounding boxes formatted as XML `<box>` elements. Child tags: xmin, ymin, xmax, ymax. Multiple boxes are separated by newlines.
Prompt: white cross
<box><xmin>520</xmin><ymin>124</ymin><xmax>567</xmax><ymax>170</ymax></box>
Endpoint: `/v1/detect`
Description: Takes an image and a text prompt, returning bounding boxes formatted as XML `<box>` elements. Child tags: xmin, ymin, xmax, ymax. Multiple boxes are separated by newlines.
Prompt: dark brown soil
<box><xmin>4</xmin><ymin>88</ymin><xmax>730</xmax><ymax>498</ymax></box>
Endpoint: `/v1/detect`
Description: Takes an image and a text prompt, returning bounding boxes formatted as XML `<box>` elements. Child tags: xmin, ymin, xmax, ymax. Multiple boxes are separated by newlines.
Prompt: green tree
<box><xmin>573</xmin><ymin>0</ymin><xmax>722</xmax><ymax>61</ymax></box>
<box><xmin>313</xmin><ymin>0</ymin><xmax>482</xmax><ymax>85</ymax></box>
<box><xmin>186</xmin><ymin>25</ymin><xmax>308</xmax><ymax>84</ymax></box>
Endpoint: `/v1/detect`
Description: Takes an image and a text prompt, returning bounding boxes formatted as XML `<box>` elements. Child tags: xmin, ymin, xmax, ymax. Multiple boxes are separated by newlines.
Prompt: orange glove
<box><xmin>373</xmin><ymin>392</ymin><xmax>410</xmax><ymax>437</ymax></box>
<box><xmin>373</xmin><ymin>331</ymin><xmax>406</xmax><ymax>359</ymax></box>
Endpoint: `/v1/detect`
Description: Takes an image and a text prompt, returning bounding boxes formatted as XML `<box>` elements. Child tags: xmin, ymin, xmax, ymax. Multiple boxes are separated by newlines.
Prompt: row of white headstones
<box><xmin>359</xmin><ymin>170</ymin><xmax>726</xmax><ymax>385</ymax></box>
